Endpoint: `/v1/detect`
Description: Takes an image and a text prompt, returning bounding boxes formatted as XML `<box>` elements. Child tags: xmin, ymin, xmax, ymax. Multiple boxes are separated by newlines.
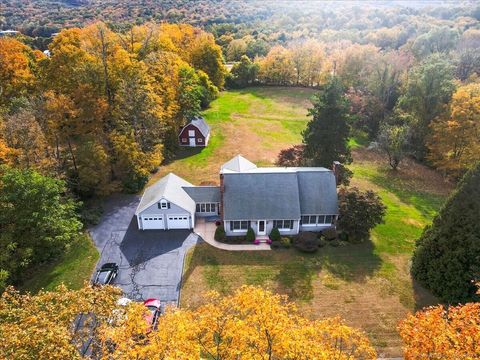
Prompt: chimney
<box><xmin>219</xmin><ymin>173</ymin><xmax>225</xmax><ymax>220</ymax></box>
<box><xmin>332</xmin><ymin>161</ymin><xmax>341</xmax><ymax>186</ymax></box>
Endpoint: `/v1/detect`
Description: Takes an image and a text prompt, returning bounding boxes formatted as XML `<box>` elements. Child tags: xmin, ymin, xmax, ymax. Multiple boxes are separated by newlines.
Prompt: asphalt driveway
<box><xmin>89</xmin><ymin>194</ymin><xmax>200</xmax><ymax>304</ymax></box>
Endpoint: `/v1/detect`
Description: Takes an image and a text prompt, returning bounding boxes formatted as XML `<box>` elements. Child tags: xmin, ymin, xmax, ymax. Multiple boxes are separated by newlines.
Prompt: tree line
<box><xmin>0</xmin><ymin>22</ymin><xmax>225</xmax><ymax>290</ymax></box>
<box><xmin>0</xmin><ymin>22</ymin><xmax>225</xmax><ymax>196</ymax></box>
<box><xmin>232</xmin><ymin>27</ymin><xmax>480</xmax><ymax>178</ymax></box>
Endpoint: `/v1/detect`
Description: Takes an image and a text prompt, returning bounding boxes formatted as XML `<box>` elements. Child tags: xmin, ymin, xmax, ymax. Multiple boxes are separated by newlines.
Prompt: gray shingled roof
<box><xmin>190</xmin><ymin>116</ymin><xmax>210</xmax><ymax>137</ymax></box>
<box><xmin>297</xmin><ymin>171</ymin><xmax>338</xmax><ymax>214</ymax></box>
<box><xmin>135</xmin><ymin>173</ymin><xmax>195</xmax><ymax>215</ymax></box>
<box><xmin>223</xmin><ymin>173</ymin><xmax>301</xmax><ymax>220</ymax></box>
<box><xmin>182</xmin><ymin>186</ymin><xmax>220</xmax><ymax>203</ymax></box>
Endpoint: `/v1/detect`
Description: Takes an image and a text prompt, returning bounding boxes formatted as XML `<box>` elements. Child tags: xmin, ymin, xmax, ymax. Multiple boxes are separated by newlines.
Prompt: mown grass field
<box><xmin>20</xmin><ymin>234</ymin><xmax>99</xmax><ymax>293</ymax></box>
<box><xmin>178</xmin><ymin>87</ymin><xmax>452</xmax><ymax>357</ymax></box>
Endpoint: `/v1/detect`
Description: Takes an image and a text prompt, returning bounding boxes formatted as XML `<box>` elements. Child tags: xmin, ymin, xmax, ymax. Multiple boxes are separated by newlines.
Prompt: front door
<box><xmin>189</xmin><ymin>137</ymin><xmax>196</xmax><ymax>146</ymax></box>
<box><xmin>257</xmin><ymin>220</ymin><xmax>266</xmax><ymax>235</ymax></box>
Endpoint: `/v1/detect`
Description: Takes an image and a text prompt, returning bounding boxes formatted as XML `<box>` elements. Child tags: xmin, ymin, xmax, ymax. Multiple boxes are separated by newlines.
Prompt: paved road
<box><xmin>89</xmin><ymin>194</ymin><xmax>200</xmax><ymax>304</ymax></box>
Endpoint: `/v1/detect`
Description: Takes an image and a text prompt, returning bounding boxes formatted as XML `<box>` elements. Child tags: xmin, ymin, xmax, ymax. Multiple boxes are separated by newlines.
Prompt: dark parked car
<box><xmin>93</xmin><ymin>263</ymin><xmax>119</xmax><ymax>285</ymax></box>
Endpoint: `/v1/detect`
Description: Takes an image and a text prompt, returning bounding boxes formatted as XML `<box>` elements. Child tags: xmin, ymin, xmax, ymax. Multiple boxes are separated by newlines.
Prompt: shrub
<box><xmin>270</xmin><ymin>241</ymin><xmax>281</xmax><ymax>249</ymax></box>
<box><xmin>318</xmin><ymin>238</ymin><xmax>327</xmax><ymax>248</ymax></box>
<box><xmin>246</xmin><ymin>227</ymin><xmax>255</xmax><ymax>242</ymax></box>
<box><xmin>293</xmin><ymin>232</ymin><xmax>319</xmax><ymax>253</ymax></box>
<box><xmin>80</xmin><ymin>204</ymin><xmax>104</xmax><ymax>226</ymax></box>
<box><xmin>269</xmin><ymin>227</ymin><xmax>281</xmax><ymax>242</ymax></box>
<box><xmin>322</xmin><ymin>227</ymin><xmax>337</xmax><ymax>241</ymax></box>
<box><xmin>214</xmin><ymin>225</ymin><xmax>226</xmax><ymax>242</ymax></box>
<box><xmin>329</xmin><ymin>239</ymin><xmax>341</xmax><ymax>247</ymax></box>
<box><xmin>215</xmin><ymin>220</ymin><xmax>222</xmax><ymax>226</ymax></box>
<box><xmin>411</xmin><ymin>163</ymin><xmax>480</xmax><ymax>303</ymax></box>
<box><xmin>280</xmin><ymin>237</ymin><xmax>292</xmax><ymax>248</ymax></box>
<box><xmin>337</xmin><ymin>187</ymin><xmax>386</xmax><ymax>243</ymax></box>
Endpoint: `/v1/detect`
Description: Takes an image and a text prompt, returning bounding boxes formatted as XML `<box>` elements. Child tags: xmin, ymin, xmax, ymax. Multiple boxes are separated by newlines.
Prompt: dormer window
<box><xmin>159</xmin><ymin>200</ymin><xmax>169</xmax><ymax>209</ymax></box>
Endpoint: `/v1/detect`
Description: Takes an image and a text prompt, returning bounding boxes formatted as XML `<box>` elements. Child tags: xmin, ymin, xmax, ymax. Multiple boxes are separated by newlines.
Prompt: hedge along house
<box><xmin>136</xmin><ymin>155</ymin><xmax>338</xmax><ymax>237</ymax></box>
<box><xmin>220</xmin><ymin>155</ymin><xmax>339</xmax><ymax>237</ymax></box>
<box><xmin>178</xmin><ymin>116</ymin><xmax>211</xmax><ymax>147</ymax></box>
<box><xmin>135</xmin><ymin>173</ymin><xmax>220</xmax><ymax>230</ymax></box>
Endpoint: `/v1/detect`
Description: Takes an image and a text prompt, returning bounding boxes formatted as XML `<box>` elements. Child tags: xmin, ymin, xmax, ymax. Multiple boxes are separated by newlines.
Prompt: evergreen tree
<box><xmin>302</xmin><ymin>78</ymin><xmax>352</xmax><ymax>167</ymax></box>
<box><xmin>411</xmin><ymin>162</ymin><xmax>480</xmax><ymax>303</ymax></box>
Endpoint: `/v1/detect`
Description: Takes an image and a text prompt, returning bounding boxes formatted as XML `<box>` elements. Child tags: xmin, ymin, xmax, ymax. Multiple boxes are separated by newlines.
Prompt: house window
<box><xmin>273</xmin><ymin>220</ymin><xmax>294</xmax><ymax>230</ymax></box>
<box><xmin>301</xmin><ymin>215</ymin><xmax>335</xmax><ymax>225</ymax></box>
<box><xmin>301</xmin><ymin>215</ymin><xmax>317</xmax><ymax>225</ymax></box>
<box><xmin>196</xmin><ymin>203</ymin><xmax>218</xmax><ymax>213</ymax></box>
<box><xmin>230</xmin><ymin>221</ymin><xmax>249</xmax><ymax>231</ymax></box>
<box><xmin>159</xmin><ymin>200</ymin><xmax>169</xmax><ymax>209</ymax></box>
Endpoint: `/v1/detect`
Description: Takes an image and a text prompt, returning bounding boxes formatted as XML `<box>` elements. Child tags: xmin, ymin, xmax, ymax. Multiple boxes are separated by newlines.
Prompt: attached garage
<box><xmin>167</xmin><ymin>215</ymin><xmax>190</xmax><ymax>229</ymax></box>
<box><xmin>135</xmin><ymin>173</ymin><xmax>196</xmax><ymax>231</ymax></box>
<box><xmin>141</xmin><ymin>215</ymin><xmax>164</xmax><ymax>230</ymax></box>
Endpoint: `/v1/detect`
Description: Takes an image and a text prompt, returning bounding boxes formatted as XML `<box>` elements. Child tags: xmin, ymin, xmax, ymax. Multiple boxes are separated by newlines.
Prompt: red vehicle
<box><xmin>143</xmin><ymin>298</ymin><xmax>162</xmax><ymax>330</ymax></box>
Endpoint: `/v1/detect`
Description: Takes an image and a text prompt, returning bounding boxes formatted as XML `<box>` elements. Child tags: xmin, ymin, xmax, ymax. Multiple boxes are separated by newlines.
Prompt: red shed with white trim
<box><xmin>178</xmin><ymin>117</ymin><xmax>210</xmax><ymax>147</ymax></box>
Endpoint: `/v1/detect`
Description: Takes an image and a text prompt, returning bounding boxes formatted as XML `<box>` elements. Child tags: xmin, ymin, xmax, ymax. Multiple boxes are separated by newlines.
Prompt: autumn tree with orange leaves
<box><xmin>0</xmin><ymin>285</ymin><xmax>376</xmax><ymax>359</ymax></box>
<box><xmin>399</xmin><ymin>301</ymin><xmax>480</xmax><ymax>360</ymax></box>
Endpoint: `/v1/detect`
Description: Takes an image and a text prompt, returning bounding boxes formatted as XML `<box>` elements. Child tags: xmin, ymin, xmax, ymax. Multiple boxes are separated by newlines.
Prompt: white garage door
<box><xmin>167</xmin><ymin>215</ymin><xmax>190</xmax><ymax>229</ymax></box>
<box><xmin>142</xmin><ymin>215</ymin><xmax>164</xmax><ymax>230</ymax></box>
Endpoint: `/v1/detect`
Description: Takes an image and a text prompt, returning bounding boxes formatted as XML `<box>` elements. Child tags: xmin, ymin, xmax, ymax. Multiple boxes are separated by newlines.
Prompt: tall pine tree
<box><xmin>303</xmin><ymin>78</ymin><xmax>351</xmax><ymax>167</ymax></box>
<box><xmin>411</xmin><ymin>162</ymin><xmax>480</xmax><ymax>303</ymax></box>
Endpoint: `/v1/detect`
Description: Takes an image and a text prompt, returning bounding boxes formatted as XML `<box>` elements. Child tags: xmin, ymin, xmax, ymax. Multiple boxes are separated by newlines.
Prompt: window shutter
<box><xmin>167</xmin><ymin>202</ymin><xmax>171</xmax><ymax>209</ymax></box>
<box><xmin>158</xmin><ymin>203</ymin><xmax>161</xmax><ymax>209</ymax></box>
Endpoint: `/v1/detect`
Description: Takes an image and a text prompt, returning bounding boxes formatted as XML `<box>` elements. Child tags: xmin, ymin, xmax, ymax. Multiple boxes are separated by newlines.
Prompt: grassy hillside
<box><xmin>177</xmin><ymin>87</ymin><xmax>452</xmax><ymax>357</ymax></box>
<box><xmin>19</xmin><ymin>234</ymin><xmax>99</xmax><ymax>293</ymax></box>
<box><xmin>149</xmin><ymin>87</ymin><xmax>316</xmax><ymax>185</ymax></box>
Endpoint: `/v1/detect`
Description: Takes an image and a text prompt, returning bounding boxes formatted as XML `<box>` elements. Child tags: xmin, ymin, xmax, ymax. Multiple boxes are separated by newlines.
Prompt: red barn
<box><xmin>178</xmin><ymin>116</ymin><xmax>211</xmax><ymax>147</ymax></box>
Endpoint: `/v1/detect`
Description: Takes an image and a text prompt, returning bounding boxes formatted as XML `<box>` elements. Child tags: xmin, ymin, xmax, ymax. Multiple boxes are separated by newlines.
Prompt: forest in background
<box><xmin>1</xmin><ymin>0</ymin><xmax>479</xmax><ymax>295</ymax></box>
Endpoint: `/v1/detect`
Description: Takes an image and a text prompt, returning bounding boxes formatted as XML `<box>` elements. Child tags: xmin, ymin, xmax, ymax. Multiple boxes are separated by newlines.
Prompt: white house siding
<box><xmin>138</xmin><ymin>198</ymin><xmax>193</xmax><ymax>230</ymax></box>
<box><xmin>224</xmin><ymin>220</ymin><xmax>300</xmax><ymax>237</ymax></box>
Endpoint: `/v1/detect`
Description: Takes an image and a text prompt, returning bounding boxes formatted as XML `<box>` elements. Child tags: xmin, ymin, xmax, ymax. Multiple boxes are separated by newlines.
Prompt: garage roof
<box><xmin>135</xmin><ymin>173</ymin><xmax>196</xmax><ymax>215</ymax></box>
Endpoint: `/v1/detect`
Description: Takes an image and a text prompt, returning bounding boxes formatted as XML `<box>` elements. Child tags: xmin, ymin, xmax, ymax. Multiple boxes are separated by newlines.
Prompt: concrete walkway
<box><xmin>194</xmin><ymin>218</ymin><xmax>271</xmax><ymax>251</ymax></box>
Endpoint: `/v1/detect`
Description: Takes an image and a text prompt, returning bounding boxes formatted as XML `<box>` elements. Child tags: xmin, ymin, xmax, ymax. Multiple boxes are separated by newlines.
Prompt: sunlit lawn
<box><xmin>20</xmin><ymin>234</ymin><xmax>99</xmax><ymax>293</ymax></box>
<box><xmin>179</xmin><ymin>87</ymin><xmax>452</xmax><ymax>357</ymax></box>
<box><xmin>148</xmin><ymin>86</ymin><xmax>316</xmax><ymax>185</ymax></box>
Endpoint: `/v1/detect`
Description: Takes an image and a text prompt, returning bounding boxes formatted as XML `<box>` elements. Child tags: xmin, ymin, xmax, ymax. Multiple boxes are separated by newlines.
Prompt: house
<box><xmin>178</xmin><ymin>116</ymin><xmax>211</xmax><ymax>147</ymax></box>
<box><xmin>135</xmin><ymin>155</ymin><xmax>338</xmax><ymax>237</ymax></box>
<box><xmin>220</xmin><ymin>155</ymin><xmax>338</xmax><ymax>237</ymax></box>
<box><xmin>135</xmin><ymin>173</ymin><xmax>220</xmax><ymax>230</ymax></box>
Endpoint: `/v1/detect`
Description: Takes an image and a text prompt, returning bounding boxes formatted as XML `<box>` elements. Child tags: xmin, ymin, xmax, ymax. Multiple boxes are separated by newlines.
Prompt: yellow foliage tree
<box><xmin>0</xmin><ymin>38</ymin><xmax>40</xmax><ymax>106</ymax></box>
<box><xmin>0</xmin><ymin>285</ymin><xmax>121</xmax><ymax>360</ymax></box>
<box><xmin>399</xmin><ymin>302</ymin><xmax>480</xmax><ymax>360</ymax></box>
<box><xmin>257</xmin><ymin>45</ymin><xmax>296</xmax><ymax>86</ymax></box>
<box><xmin>428</xmin><ymin>83</ymin><xmax>480</xmax><ymax>176</ymax></box>
<box><xmin>100</xmin><ymin>286</ymin><xmax>376</xmax><ymax>359</ymax></box>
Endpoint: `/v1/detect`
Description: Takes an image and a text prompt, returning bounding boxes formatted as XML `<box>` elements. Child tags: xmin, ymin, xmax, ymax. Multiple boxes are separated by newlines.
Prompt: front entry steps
<box><xmin>255</xmin><ymin>236</ymin><xmax>270</xmax><ymax>243</ymax></box>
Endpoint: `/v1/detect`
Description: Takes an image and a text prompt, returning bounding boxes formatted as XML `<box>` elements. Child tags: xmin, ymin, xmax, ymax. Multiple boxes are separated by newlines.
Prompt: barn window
<box><xmin>188</xmin><ymin>130</ymin><xmax>195</xmax><ymax>136</ymax></box>
<box><xmin>182</xmin><ymin>138</ymin><xmax>187</xmax><ymax>143</ymax></box>
<box><xmin>198</xmin><ymin>138</ymin><xmax>203</xmax><ymax>143</ymax></box>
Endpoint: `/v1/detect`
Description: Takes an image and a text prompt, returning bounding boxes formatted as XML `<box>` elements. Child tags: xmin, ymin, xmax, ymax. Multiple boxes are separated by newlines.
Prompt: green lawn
<box><xmin>178</xmin><ymin>87</ymin><xmax>452</xmax><ymax>357</ymax></box>
<box><xmin>20</xmin><ymin>233</ymin><xmax>99</xmax><ymax>293</ymax></box>
<box><xmin>149</xmin><ymin>86</ymin><xmax>316</xmax><ymax>185</ymax></box>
